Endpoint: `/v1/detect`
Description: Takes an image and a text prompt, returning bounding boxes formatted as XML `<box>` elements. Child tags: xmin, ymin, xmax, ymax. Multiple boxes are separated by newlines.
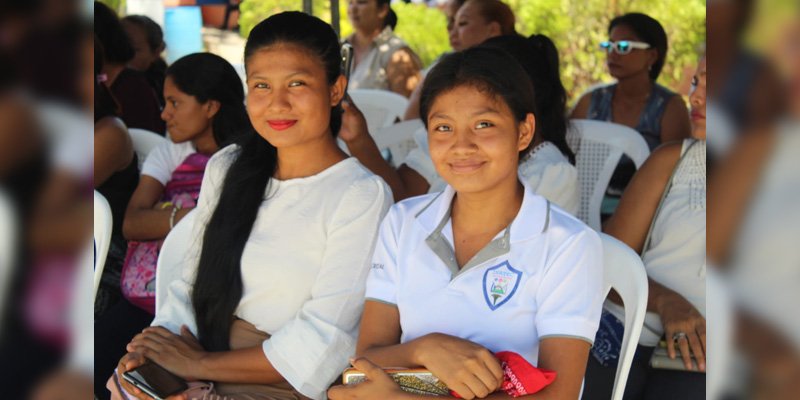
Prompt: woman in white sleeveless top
<box><xmin>583</xmin><ymin>55</ymin><xmax>706</xmax><ymax>400</ymax></box>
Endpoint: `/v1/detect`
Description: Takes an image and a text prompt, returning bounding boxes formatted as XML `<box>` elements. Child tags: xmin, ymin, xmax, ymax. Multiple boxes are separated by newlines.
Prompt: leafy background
<box><xmin>101</xmin><ymin>0</ymin><xmax>705</xmax><ymax>104</ymax></box>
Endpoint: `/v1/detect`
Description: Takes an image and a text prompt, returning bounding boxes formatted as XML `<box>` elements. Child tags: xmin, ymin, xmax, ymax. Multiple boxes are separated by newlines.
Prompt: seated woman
<box><xmin>342</xmin><ymin>34</ymin><xmax>579</xmax><ymax>215</ymax></box>
<box><xmin>404</xmin><ymin>0</ymin><xmax>515</xmax><ymax>120</ymax></box>
<box><xmin>94</xmin><ymin>52</ymin><xmax>248</xmax><ymax>400</ymax></box>
<box><xmin>570</xmin><ymin>13</ymin><xmax>691</xmax><ymax>206</ymax></box>
<box><xmin>121</xmin><ymin>15</ymin><xmax>167</xmax><ymax>107</ymax></box>
<box><xmin>94</xmin><ymin>37</ymin><xmax>140</xmax><ymax>316</ymax></box>
<box><xmin>113</xmin><ymin>12</ymin><xmax>392</xmax><ymax>400</ymax></box>
<box><xmin>345</xmin><ymin>0</ymin><xmax>422</xmax><ymax>97</ymax></box>
<box><xmin>329</xmin><ymin>47</ymin><xmax>604</xmax><ymax>400</ymax></box>
<box><xmin>583</xmin><ymin>55</ymin><xmax>707</xmax><ymax>400</ymax></box>
<box><xmin>95</xmin><ymin>2</ymin><xmax>165</xmax><ymax>135</ymax></box>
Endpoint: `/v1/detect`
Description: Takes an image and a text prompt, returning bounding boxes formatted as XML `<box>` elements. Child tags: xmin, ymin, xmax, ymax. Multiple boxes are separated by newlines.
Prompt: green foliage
<box><xmin>239</xmin><ymin>0</ymin><xmax>350</xmax><ymax>39</ymax></box>
<box><xmin>509</xmin><ymin>0</ymin><xmax>705</xmax><ymax>105</ymax></box>
<box><xmin>391</xmin><ymin>2</ymin><xmax>450</xmax><ymax>68</ymax></box>
<box><xmin>238</xmin><ymin>0</ymin><xmax>705</xmax><ymax>104</ymax></box>
<box><xmin>98</xmin><ymin>0</ymin><xmax>125</xmax><ymax>14</ymax></box>
<box><xmin>239</xmin><ymin>0</ymin><xmax>447</xmax><ymax>67</ymax></box>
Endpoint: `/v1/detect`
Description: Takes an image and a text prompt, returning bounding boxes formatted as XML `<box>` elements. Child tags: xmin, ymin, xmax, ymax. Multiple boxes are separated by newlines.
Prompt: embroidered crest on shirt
<box><xmin>482</xmin><ymin>261</ymin><xmax>522</xmax><ymax>311</ymax></box>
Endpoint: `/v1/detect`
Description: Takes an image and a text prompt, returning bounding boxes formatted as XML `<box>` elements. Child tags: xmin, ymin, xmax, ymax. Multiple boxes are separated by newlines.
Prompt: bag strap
<box><xmin>640</xmin><ymin>139</ymin><xmax>698</xmax><ymax>256</ymax></box>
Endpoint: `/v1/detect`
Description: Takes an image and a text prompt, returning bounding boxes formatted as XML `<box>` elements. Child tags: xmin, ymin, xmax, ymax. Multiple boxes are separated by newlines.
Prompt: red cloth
<box><xmin>450</xmin><ymin>351</ymin><xmax>557</xmax><ymax>398</ymax></box>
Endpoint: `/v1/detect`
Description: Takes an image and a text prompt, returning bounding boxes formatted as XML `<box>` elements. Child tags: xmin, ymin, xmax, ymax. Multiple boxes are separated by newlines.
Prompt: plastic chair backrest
<box><xmin>349</xmin><ymin>89</ymin><xmax>409</xmax><ymax>133</ymax></box>
<box><xmin>129</xmin><ymin>128</ymin><xmax>168</xmax><ymax>169</ymax></box>
<box><xmin>0</xmin><ymin>190</ymin><xmax>16</xmax><ymax>323</ymax></box>
<box><xmin>155</xmin><ymin>209</ymin><xmax>196</xmax><ymax>314</ymax></box>
<box><xmin>93</xmin><ymin>190</ymin><xmax>113</xmax><ymax>299</ymax></box>
<box><xmin>598</xmin><ymin>233</ymin><xmax>649</xmax><ymax>400</ymax></box>
<box><xmin>567</xmin><ymin>120</ymin><xmax>650</xmax><ymax>230</ymax></box>
<box><xmin>372</xmin><ymin>119</ymin><xmax>424</xmax><ymax>167</ymax></box>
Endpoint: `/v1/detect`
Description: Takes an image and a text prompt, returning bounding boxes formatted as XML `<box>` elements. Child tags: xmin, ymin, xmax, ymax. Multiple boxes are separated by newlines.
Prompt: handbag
<box><xmin>121</xmin><ymin>153</ymin><xmax>209</xmax><ymax>314</ymax></box>
<box><xmin>591</xmin><ymin>140</ymin><xmax>699</xmax><ymax>368</ymax></box>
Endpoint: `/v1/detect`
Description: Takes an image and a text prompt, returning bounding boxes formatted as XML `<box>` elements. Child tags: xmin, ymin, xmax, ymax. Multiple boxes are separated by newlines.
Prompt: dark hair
<box><xmin>121</xmin><ymin>15</ymin><xmax>165</xmax><ymax>53</ymax></box>
<box><xmin>191</xmin><ymin>11</ymin><xmax>343</xmax><ymax>352</ymax></box>
<box><xmin>466</xmin><ymin>0</ymin><xmax>516</xmax><ymax>36</ymax></box>
<box><xmin>375</xmin><ymin>0</ymin><xmax>398</xmax><ymax>30</ymax></box>
<box><xmin>166</xmin><ymin>53</ymin><xmax>249</xmax><ymax>148</ymax></box>
<box><xmin>420</xmin><ymin>46</ymin><xmax>536</xmax><ymax>159</ymax></box>
<box><xmin>480</xmin><ymin>34</ymin><xmax>574</xmax><ymax>164</ymax></box>
<box><xmin>94</xmin><ymin>1</ymin><xmax>135</xmax><ymax>64</ymax></box>
<box><xmin>609</xmin><ymin>12</ymin><xmax>668</xmax><ymax>81</ymax></box>
<box><xmin>94</xmin><ymin>36</ymin><xmax>120</xmax><ymax>122</ymax></box>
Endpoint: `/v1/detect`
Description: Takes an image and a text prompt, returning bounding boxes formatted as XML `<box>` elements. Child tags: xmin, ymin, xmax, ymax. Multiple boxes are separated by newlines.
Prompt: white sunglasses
<box><xmin>599</xmin><ymin>40</ymin><xmax>651</xmax><ymax>55</ymax></box>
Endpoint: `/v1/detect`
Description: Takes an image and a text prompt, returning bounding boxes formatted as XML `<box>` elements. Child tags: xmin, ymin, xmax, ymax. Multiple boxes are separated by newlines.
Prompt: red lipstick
<box><xmin>268</xmin><ymin>120</ymin><xmax>297</xmax><ymax>131</ymax></box>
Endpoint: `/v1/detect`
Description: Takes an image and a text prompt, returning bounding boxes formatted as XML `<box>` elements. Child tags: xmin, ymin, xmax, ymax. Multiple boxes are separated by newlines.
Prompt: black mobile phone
<box><xmin>122</xmin><ymin>362</ymin><xmax>188</xmax><ymax>400</ymax></box>
<box><xmin>341</xmin><ymin>43</ymin><xmax>354</xmax><ymax>94</ymax></box>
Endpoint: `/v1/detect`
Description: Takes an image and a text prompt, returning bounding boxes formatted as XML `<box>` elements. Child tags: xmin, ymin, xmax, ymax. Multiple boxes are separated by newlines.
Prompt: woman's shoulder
<box><xmin>204</xmin><ymin>144</ymin><xmax>241</xmax><ymax>176</ymax></box>
<box><xmin>319</xmin><ymin>158</ymin><xmax>393</xmax><ymax>202</ymax></box>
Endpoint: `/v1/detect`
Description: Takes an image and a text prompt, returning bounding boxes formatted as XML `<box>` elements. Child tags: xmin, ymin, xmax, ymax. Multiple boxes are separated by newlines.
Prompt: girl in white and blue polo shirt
<box><xmin>328</xmin><ymin>47</ymin><xmax>604</xmax><ymax>400</ymax></box>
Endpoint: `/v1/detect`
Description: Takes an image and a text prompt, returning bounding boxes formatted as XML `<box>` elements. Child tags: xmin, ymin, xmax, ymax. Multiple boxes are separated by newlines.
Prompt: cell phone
<box><xmin>341</xmin><ymin>43</ymin><xmax>354</xmax><ymax>94</ymax></box>
<box><xmin>123</xmin><ymin>362</ymin><xmax>189</xmax><ymax>400</ymax></box>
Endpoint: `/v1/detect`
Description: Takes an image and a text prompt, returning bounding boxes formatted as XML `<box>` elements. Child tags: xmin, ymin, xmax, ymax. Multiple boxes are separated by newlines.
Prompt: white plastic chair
<box><xmin>0</xmin><ymin>190</ymin><xmax>17</xmax><ymax>324</ymax></box>
<box><xmin>155</xmin><ymin>209</ymin><xmax>196</xmax><ymax>314</ymax></box>
<box><xmin>566</xmin><ymin>120</ymin><xmax>650</xmax><ymax>230</ymax></box>
<box><xmin>93</xmin><ymin>190</ymin><xmax>113</xmax><ymax>299</ymax></box>
<box><xmin>349</xmin><ymin>89</ymin><xmax>409</xmax><ymax>134</ymax></box>
<box><xmin>372</xmin><ymin>119</ymin><xmax>424</xmax><ymax>167</ymax></box>
<box><xmin>129</xmin><ymin>128</ymin><xmax>168</xmax><ymax>169</ymax></box>
<box><xmin>598</xmin><ymin>232</ymin><xmax>649</xmax><ymax>400</ymax></box>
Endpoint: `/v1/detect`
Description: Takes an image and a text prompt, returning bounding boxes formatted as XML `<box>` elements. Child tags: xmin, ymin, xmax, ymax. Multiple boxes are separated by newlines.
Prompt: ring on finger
<box><xmin>672</xmin><ymin>332</ymin><xmax>688</xmax><ymax>344</ymax></box>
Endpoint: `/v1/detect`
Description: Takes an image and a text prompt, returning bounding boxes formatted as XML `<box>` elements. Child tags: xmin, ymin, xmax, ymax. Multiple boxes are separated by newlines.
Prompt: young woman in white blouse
<box><xmin>340</xmin><ymin>34</ymin><xmax>579</xmax><ymax>215</ymax></box>
<box><xmin>113</xmin><ymin>12</ymin><xmax>392</xmax><ymax>400</ymax></box>
<box><xmin>329</xmin><ymin>46</ymin><xmax>603</xmax><ymax>400</ymax></box>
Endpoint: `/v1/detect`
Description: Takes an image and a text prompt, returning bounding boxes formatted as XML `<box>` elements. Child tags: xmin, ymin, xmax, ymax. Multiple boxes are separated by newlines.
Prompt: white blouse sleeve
<box><xmin>261</xmin><ymin>177</ymin><xmax>392</xmax><ymax>400</ymax></box>
<box><xmin>150</xmin><ymin>145</ymin><xmax>237</xmax><ymax>335</ymax></box>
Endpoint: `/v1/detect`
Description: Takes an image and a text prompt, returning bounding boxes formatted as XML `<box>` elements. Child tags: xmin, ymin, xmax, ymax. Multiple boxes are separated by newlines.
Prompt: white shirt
<box><xmin>404</xmin><ymin>131</ymin><xmax>579</xmax><ymax>215</ymax></box>
<box><xmin>141</xmin><ymin>140</ymin><xmax>196</xmax><ymax>185</ymax></box>
<box><xmin>365</xmin><ymin>182</ymin><xmax>604</xmax><ymax>367</ymax></box>
<box><xmin>607</xmin><ymin>139</ymin><xmax>706</xmax><ymax>346</ymax></box>
<box><xmin>152</xmin><ymin>145</ymin><xmax>393</xmax><ymax>399</ymax></box>
<box><xmin>729</xmin><ymin>122</ymin><xmax>800</xmax><ymax>352</ymax></box>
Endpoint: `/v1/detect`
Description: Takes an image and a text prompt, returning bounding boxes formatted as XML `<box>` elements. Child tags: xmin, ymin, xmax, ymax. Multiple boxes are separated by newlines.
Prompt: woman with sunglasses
<box><xmin>571</xmin><ymin>13</ymin><xmax>691</xmax><ymax>205</ymax></box>
<box><xmin>571</xmin><ymin>12</ymin><xmax>690</xmax><ymax>149</ymax></box>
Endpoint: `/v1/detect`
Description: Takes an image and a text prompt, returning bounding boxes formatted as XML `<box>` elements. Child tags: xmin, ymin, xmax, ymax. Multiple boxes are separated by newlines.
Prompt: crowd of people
<box><xmin>91</xmin><ymin>1</ymin><xmax>706</xmax><ymax>399</ymax></box>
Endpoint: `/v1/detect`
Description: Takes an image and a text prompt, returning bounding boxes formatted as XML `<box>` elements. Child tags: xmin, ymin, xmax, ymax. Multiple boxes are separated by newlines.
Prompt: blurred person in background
<box><xmin>708</xmin><ymin>14</ymin><xmax>800</xmax><ymax>399</ymax></box>
<box><xmin>404</xmin><ymin>0</ymin><xmax>514</xmax><ymax>120</ymax></box>
<box><xmin>707</xmin><ymin>0</ymin><xmax>784</xmax><ymax>139</ymax></box>
<box><xmin>94</xmin><ymin>1</ymin><xmax>166</xmax><ymax>135</ymax></box>
<box><xmin>122</xmin><ymin>15</ymin><xmax>167</xmax><ymax>108</ymax></box>
<box><xmin>571</xmin><ymin>12</ymin><xmax>691</xmax><ymax>216</ymax></box>
<box><xmin>0</xmin><ymin>19</ymin><xmax>93</xmax><ymax>399</ymax></box>
<box><xmin>584</xmin><ymin>54</ymin><xmax>706</xmax><ymax>400</ymax></box>
<box><xmin>94</xmin><ymin>37</ymin><xmax>140</xmax><ymax>320</ymax></box>
<box><xmin>94</xmin><ymin>52</ymin><xmax>249</xmax><ymax>399</ymax></box>
<box><xmin>345</xmin><ymin>0</ymin><xmax>423</xmax><ymax>97</ymax></box>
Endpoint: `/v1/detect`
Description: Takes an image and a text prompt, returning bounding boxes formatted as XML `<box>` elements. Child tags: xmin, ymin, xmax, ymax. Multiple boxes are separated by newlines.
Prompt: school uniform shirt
<box><xmin>140</xmin><ymin>140</ymin><xmax>196</xmax><ymax>185</ymax></box>
<box><xmin>365</xmin><ymin>181</ymin><xmax>604</xmax><ymax>367</ymax></box>
<box><xmin>151</xmin><ymin>145</ymin><xmax>393</xmax><ymax>400</ymax></box>
<box><xmin>404</xmin><ymin>129</ymin><xmax>579</xmax><ymax>215</ymax></box>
